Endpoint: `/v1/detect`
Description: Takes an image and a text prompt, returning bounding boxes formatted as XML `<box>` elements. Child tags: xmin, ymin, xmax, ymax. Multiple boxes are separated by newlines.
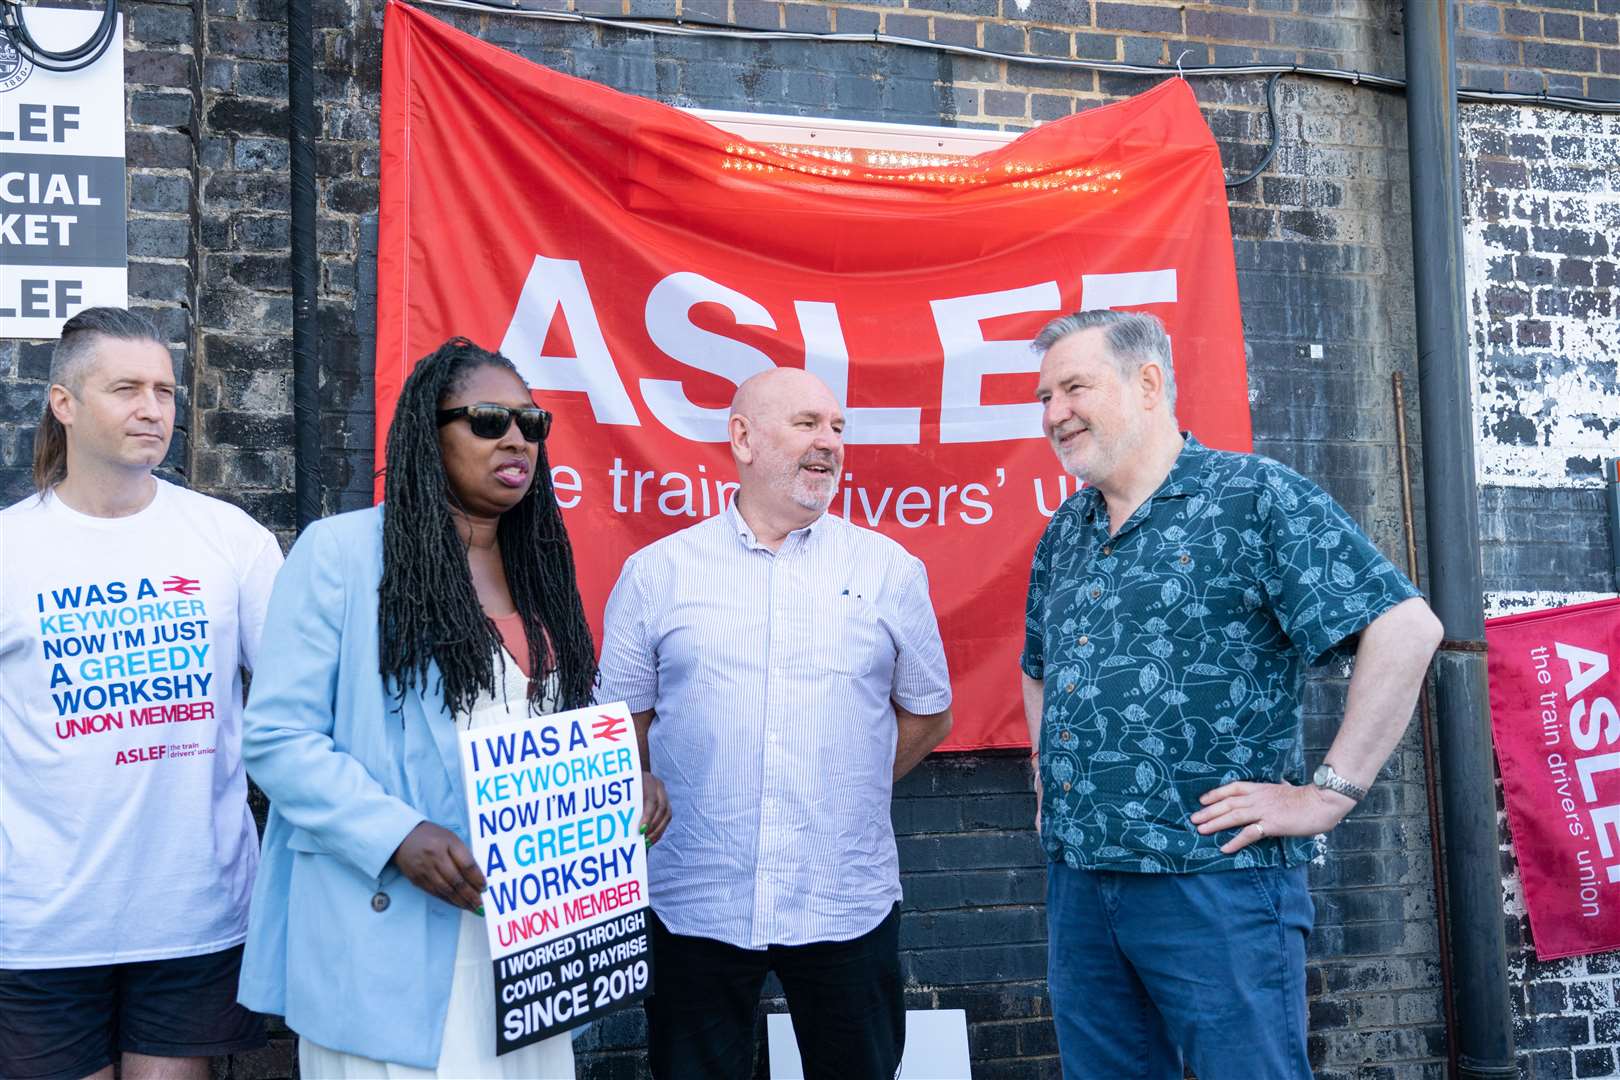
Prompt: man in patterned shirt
<box><xmin>1022</xmin><ymin>310</ymin><xmax>1442</xmax><ymax>1079</ymax></box>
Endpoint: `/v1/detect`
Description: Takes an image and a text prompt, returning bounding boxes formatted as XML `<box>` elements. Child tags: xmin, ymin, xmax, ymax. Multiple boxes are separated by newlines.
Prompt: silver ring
<box><xmin>1253</xmin><ymin>822</ymin><xmax>1265</xmax><ymax>838</ymax></box>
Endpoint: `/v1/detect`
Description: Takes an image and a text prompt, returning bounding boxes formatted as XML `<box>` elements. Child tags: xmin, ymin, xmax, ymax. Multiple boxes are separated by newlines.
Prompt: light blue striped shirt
<box><xmin>599</xmin><ymin>503</ymin><xmax>952</xmax><ymax>949</ymax></box>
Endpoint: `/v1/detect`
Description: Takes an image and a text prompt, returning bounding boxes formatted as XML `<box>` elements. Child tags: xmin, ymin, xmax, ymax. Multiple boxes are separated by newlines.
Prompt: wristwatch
<box><xmin>1313</xmin><ymin>763</ymin><xmax>1367</xmax><ymax>803</ymax></box>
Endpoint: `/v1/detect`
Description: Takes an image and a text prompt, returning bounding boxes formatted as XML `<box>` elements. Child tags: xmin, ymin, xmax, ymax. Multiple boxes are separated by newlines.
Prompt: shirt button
<box><xmin>1077</xmin><ymin>635</ymin><xmax>1089</xmax><ymax>646</ymax></box>
<box><xmin>1090</xmin><ymin>588</ymin><xmax>1101</xmax><ymax>600</ymax></box>
<box><xmin>370</xmin><ymin>891</ymin><xmax>390</xmax><ymax>913</ymax></box>
<box><xmin>1061</xmin><ymin>732</ymin><xmax>1074</xmax><ymax>744</ymax></box>
<box><xmin>1062</xmin><ymin>782</ymin><xmax>1072</xmax><ymax>792</ymax></box>
<box><xmin>1102</xmin><ymin>546</ymin><xmax>1112</xmax><ymax>556</ymax></box>
<box><xmin>1179</xmin><ymin>554</ymin><xmax>1191</xmax><ymax>565</ymax></box>
<box><xmin>1065</xmin><ymin>682</ymin><xmax>1075</xmax><ymax>693</ymax></box>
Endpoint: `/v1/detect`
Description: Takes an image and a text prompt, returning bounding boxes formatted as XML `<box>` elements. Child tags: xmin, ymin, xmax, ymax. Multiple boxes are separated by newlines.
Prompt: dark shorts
<box><xmin>0</xmin><ymin>944</ymin><xmax>265</xmax><ymax>1080</ymax></box>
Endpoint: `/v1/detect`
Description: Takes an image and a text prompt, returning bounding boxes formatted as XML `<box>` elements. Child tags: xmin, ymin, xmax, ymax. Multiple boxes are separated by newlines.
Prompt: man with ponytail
<box><xmin>0</xmin><ymin>307</ymin><xmax>280</xmax><ymax>1080</ymax></box>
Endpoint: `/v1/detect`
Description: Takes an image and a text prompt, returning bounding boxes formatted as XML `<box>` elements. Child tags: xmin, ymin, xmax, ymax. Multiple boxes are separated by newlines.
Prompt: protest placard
<box><xmin>459</xmin><ymin>699</ymin><xmax>651</xmax><ymax>1055</ymax></box>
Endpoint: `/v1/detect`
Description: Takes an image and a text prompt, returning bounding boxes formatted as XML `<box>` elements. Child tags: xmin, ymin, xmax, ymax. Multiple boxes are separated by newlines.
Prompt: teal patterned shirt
<box><xmin>1021</xmin><ymin>436</ymin><xmax>1421</xmax><ymax>873</ymax></box>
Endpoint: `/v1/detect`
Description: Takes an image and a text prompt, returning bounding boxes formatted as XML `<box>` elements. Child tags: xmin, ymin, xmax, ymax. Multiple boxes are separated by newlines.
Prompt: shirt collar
<box><xmin>1157</xmin><ymin>433</ymin><xmax>1212</xmax><ymax>498</ymax></box>
<box><xmin>1077</xmin><ymin>433</ymin><xmax>1211</xmax><ymax>525</ymax></box>
<box><xmin>724</xmin><ymin>499</ymin><xmax>830</xmax><ymax>551</ymax></box>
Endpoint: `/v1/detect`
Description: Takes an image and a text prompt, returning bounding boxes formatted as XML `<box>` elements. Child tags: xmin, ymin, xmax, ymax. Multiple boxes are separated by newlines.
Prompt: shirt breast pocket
<box><xmin>810</xmin><ymin>592</ymin><xmax>883</xmax><ymax>679</ymax></box>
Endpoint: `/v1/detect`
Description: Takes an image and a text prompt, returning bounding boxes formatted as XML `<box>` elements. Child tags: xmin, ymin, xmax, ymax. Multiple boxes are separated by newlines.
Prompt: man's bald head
<box><xmin>730</xmin><ymin>367</ymin><xmax>840</xmax><ymax>425</ymax></box>
<box><xmin>728</xmin><ymin>367</ymin><xmax>845</xmax><ymax>522</ymax></box>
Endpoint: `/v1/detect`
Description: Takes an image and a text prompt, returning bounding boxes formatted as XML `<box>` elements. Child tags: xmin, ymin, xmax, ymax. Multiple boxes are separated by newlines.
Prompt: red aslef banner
<box><xmin>377</xmin><ymin>2</ymin><xmax>1252</xmax><ymax>750</ymax></box>
<box><xmin>1487</xmin><ymin>597</ymin><xmax>1620</xmax><ymax>960</ymax></box>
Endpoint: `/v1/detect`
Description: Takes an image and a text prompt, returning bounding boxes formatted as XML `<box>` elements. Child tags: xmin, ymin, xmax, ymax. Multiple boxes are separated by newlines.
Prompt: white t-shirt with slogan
<box><xmin>0</xmin><ymin>479</ymin><xmax>283</xmax><ymax>968</ymax></box>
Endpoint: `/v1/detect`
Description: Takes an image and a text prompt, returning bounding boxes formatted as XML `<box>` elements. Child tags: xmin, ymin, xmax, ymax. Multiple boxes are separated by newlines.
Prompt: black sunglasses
<box><xmin>436</xmin><ymin>403</ymin><xmax>552</xmax><ymax>442</ymax></box>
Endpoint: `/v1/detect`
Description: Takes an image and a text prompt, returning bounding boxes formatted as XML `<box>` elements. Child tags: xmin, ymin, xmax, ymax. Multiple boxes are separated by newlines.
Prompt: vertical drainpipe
<box><xmin>1401</xmin><ymin>4</ymin><xmax>1518</xmax><ymax>1077</ymax></box>
<box><xmin>289</xmin><ymin>0</ymin><xmax>321</xmax><ymax>530</ymax></box>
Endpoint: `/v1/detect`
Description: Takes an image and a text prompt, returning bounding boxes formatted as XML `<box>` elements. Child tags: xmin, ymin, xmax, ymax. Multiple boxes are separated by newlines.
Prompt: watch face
<box><xmin>1314</xmin><ymin>765</ymin><xmax>1331</xmax><ymax>785</ymax></box>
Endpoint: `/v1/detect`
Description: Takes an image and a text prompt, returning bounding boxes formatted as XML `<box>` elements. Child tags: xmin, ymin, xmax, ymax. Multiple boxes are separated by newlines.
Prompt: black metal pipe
<box><xmin>1402</xmin><ymin>5</ymin><xmax>1517</xmax><ymax>1078</ymax></box>
<box><xmin>289</xmin><ymin>0</ymin><xmax>321</xmax><ymax>530</ymax></box>
<box><xmin>1392</xmin><ymin>372</ymin><xmax>1459</xmax><ymax>1078</ymax></box>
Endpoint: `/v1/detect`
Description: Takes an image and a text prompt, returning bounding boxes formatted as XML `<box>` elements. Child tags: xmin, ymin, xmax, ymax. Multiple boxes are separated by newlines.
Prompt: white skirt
<box><xmin>300</xmin><ymin>663</ymin><xmax>573</xmax><ymax>1078</ymax></box>
<box><xmin>298</xmin><ymin>903</ymin><xmax>575</xmax><ymax>1079</ymax></box>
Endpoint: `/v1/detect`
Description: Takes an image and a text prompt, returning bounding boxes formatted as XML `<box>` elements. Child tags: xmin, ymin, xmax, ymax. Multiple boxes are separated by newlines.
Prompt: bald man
<box><xmin>599</xmin><ymin>368</ymin><xmax>953</xmax><ymax>1080</ymax></box>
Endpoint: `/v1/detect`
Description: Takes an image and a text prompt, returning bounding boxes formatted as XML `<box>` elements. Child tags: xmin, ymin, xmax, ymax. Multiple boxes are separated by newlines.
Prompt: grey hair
<box><xmin>1031</xmin><ymin>309</ymin><xmax>1177</xmax><ymax>410</ymax></box>
<box><xmin>33</xmin><ymin>307</ymin><xmax>165</xmax><ymax>491</ymax></box>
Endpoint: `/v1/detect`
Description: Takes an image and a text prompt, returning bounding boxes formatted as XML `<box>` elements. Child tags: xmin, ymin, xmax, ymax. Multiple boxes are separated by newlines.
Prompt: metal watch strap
<box><xmin>1315</xmin><ymin>764</ymin><xmax>1367</xmax><ymax>803</ymax></box>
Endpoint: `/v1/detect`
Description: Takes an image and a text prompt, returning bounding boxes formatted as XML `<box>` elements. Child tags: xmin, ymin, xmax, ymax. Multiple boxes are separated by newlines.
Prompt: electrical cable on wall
<box><xmin>400</xmin><ymin>0</ymin><xmax>1618</xmax><ymax>190</ymax></box>
<box><xmin>1222</xmin><ymin>70</ymin><xmax>1282</xmax><ymax>189</ymax></box>
<box><xmin>406</xmin><ymin>0</ymin><xmax>1620</xmax><ymax>118</ymax></box>
<box><xmin>0</xmin><ymin>0</ymin><xmax>120</xmax><ymax>72</ymax></box>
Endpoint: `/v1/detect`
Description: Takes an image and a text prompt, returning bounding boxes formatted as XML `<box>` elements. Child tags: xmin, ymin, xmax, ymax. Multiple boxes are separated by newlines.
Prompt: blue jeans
<box><xmin>1046</xmin><ymin>861</ymin><xmax>1314</xmax><ymax>1080</ymax></box>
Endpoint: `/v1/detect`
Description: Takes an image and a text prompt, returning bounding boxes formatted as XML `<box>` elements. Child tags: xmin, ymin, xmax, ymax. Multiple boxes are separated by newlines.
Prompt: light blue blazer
<box><xmin>238</xmin><ymin>506</ymin><xmax>475</xmax><ymax>1068</ymax></box>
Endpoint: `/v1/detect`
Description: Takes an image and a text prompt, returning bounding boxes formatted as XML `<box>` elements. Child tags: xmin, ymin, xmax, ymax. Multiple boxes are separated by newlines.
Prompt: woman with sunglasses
<box><xmin>236</xmin><ymin>338</ymin><xmax>670</xmax><ymax>1077</ymax></box>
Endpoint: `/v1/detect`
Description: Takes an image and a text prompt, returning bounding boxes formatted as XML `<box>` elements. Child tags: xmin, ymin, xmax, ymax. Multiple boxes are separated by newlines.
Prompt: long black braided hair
<box><xmin>378</xmin><ymin>338</ymin><xmax>597</xmax><ymax>719</ymax></box>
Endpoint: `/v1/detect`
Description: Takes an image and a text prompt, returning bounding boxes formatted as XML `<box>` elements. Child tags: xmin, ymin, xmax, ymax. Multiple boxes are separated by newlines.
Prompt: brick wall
<box><xmin>1</xmin><ymin>2</ymin><xmax>1616</xmax><ymax>1078</ymax></box>
<box><xmin>1463</xmin><ymin>100</ymin><xmax>1620</xmax><ymax>1080</ymax></box>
